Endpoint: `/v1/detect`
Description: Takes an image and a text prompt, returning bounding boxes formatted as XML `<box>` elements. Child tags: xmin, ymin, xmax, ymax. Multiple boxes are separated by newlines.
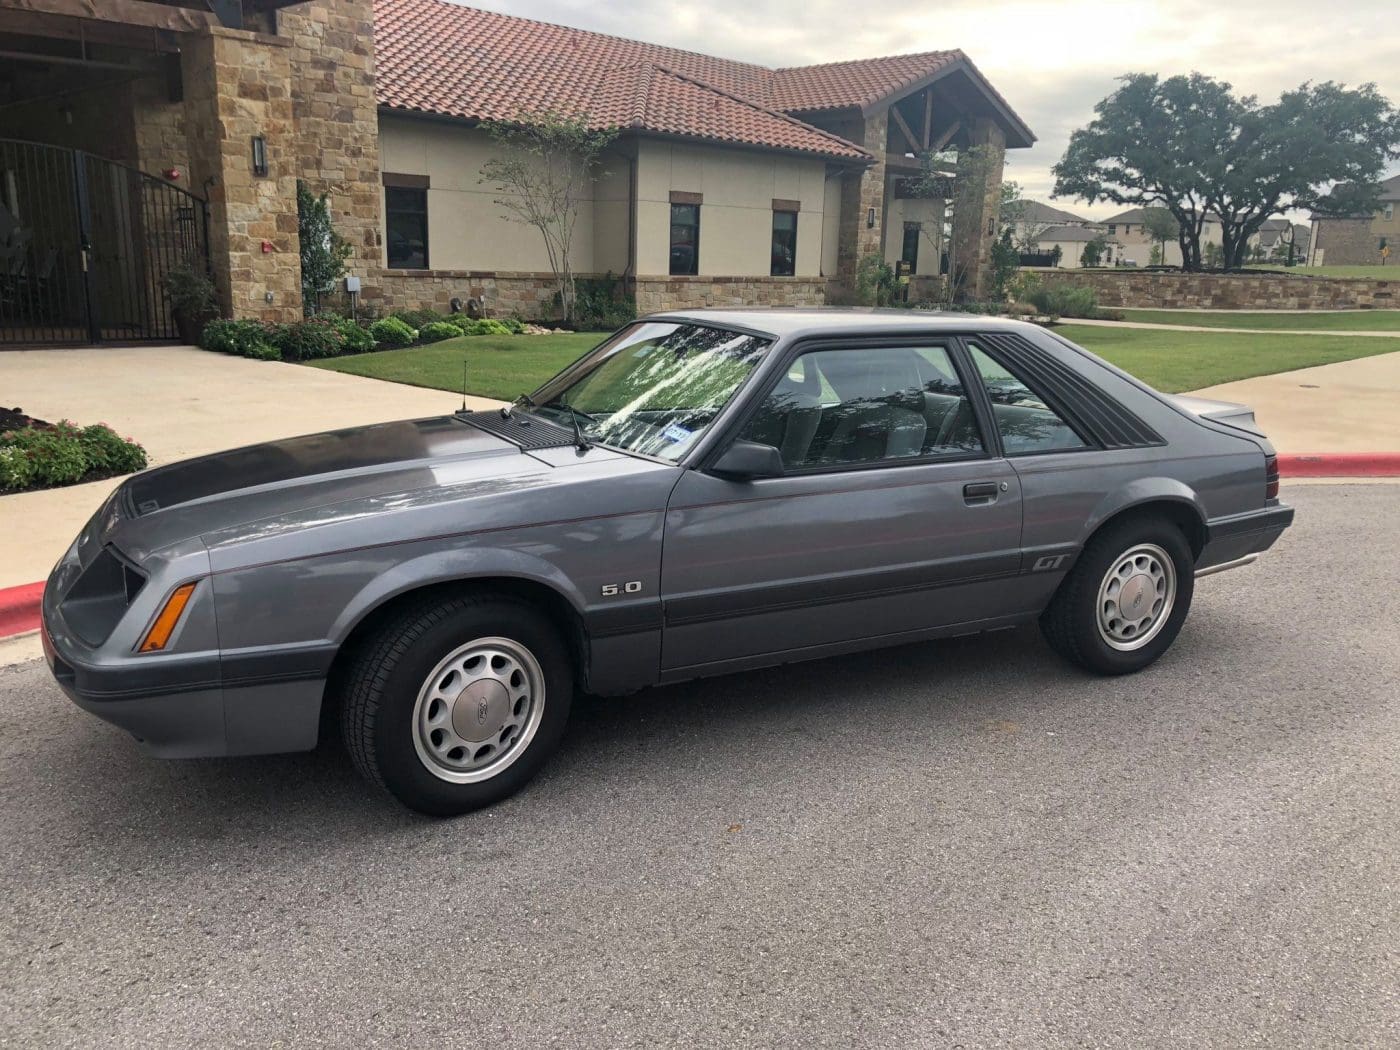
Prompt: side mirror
<box><xmin>709</xmin><ymin>439</ymin><xmax>785</xmax><ymax>480</ymax></box>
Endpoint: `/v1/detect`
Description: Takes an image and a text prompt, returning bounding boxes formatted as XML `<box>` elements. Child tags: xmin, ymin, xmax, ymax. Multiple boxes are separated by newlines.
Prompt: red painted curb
<box><xmin>1278</xmin><ymin>453</ymin><xmax>1400</xmax><ymax>478</ymax></box>
<box><xmin>0</xmin><ymin>581</ymin><xmax>44</xmax><ymax>640</ymax></box>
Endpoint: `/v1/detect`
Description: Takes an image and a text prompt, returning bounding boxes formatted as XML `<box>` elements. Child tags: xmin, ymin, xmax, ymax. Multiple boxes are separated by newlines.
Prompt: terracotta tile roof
<box><xmin>372</xmin><ymin>0</ymin><xmax>1032</xmax><ymax>158</ymax></box>
<box><xmin>764</xmin><ymin>51</ymin><xmax>962</xmax><ymax>113</ymax></box>
<box><xmin>373</xmin><ymin>0</ymin><xmax>862</xmax><ymax>160</ymax></box>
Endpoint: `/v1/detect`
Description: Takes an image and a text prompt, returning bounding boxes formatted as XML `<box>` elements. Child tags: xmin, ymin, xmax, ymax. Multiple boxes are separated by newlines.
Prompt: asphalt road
<box><xmin>2</xmin><ymin>483</ymin><xmax>1397</xmax><ymax>1049</ymax></box>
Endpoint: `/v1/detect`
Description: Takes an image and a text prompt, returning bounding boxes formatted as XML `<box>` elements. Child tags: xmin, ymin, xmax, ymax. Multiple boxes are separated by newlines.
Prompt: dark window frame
<box><xmin>770</xmin><ymin>207</ymin><xmax>798</xmax><ymax>277</ymax></box>
<box><xmin>901</xmin><ymin>222</ymin><xmax>921</xmax><ymax>272</ymax></box>
<box><xmin>670</xmin><ymin>202</ymin><xmax>701</xmax><ymax>276</ymax></box>
<box><xmin>384</xmin><ymin>177</ymin><xmax>430</xmax><ymax>270</ymax></box>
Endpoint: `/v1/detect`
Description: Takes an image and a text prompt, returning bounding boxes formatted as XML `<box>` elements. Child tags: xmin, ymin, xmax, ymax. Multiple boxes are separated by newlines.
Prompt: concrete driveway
<box><xmin>0</xmin><ymin>483</ymin><xmax>1396</xmax><ymax>1047</ymax></box>
<box><xmin>0</xmin><ymin>346</ymin><xmax>496</xmax><ymax>590</ymax></box>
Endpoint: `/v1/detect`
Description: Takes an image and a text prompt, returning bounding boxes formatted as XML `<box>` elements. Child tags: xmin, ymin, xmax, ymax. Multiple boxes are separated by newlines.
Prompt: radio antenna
<box><xmin>461</xmin><ymin>358</ymin><xmax>468</xmax><ymax>412</ymax></box>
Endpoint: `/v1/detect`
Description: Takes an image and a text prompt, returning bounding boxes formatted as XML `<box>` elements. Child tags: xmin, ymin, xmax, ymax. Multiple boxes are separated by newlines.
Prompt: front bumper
<box><xmin>42</xmin><ymin>599</ymin><xmax>328</xmax><ymax>760</ymax></box>
<box><xmin>1196</xmin><ymin>502</ymin><xmax>1295</xmax><ymax>574</ymax></box>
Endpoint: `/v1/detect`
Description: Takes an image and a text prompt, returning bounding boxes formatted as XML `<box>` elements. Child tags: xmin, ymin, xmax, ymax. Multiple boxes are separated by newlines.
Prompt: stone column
<box><xmin>278</xmin><ymin>0</ymin><xmax>384</xmax><ymax>301</ymax></box>
<box><xmin>181</xmin><ymin>26</ymin><xmax>302</xmax><ymax>322</ymax></box>
<box><xmin>835</xmin><ymin>111</ymin><xmax>889</xmax><ymax>295</ymax></box>
<box><xmin>949</xmin><ymin>117</ymin><xmax>1006</xmax><ymax>301</ymax></box>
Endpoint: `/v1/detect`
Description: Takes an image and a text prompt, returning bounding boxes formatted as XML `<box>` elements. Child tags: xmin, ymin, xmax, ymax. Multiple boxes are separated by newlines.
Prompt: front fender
<box><xmin>326</xmin><ymin>544</ymin><xmax>590</xmax><ymax>645</ymax></box>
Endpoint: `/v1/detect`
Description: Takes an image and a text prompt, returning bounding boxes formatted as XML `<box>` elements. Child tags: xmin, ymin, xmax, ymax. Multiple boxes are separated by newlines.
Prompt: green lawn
<box><xmin>1117</xmin><ymin>308</ymin><xmax>1400</xmax><ymax>331</ymax></box>
<box><xmin>308</xmin><ymin>332</ymin><xmax>609</xmax><ymax>400</ymax></box>
<box><xmin>309</xmin><ymin>325</ymin><xmax>1399</xmax><ymax>402</ymax></box>
<box><xmin>1058</xmin><ymin>324</ymin><xmax>1399</xmax><ymax>392</ymax></box>
<box><xmin>1257</xmin><ymin>265</ymin><xmax>1400</xmax><ymax>279</ymax></box>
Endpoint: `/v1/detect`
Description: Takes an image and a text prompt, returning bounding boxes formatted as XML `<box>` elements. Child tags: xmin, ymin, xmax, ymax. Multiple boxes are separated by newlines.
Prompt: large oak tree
<box><xmin>1054</xmin><ymin>74</ymin><xmax>1400</xmax><ymax>270</ymax></box>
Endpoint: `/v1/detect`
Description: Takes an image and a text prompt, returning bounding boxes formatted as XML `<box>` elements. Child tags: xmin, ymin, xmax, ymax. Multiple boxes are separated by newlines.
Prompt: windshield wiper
<box><xmin>549</xmin><ymin>400</ymin><xmax>593</xmax><ymax>453</ymax></box>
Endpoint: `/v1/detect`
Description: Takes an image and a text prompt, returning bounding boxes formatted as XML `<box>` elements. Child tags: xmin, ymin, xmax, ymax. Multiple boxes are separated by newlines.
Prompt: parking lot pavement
<box><xmin>1</xmin><ymin>483</ymin><xmax>1397</xmax><ymax>1049</ymax></box>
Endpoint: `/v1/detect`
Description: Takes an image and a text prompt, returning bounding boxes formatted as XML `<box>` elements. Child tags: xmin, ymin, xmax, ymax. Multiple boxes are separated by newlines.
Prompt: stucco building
<box><xmin>0</xmin><ymin>0</ymin><xmax>1033</xmax><ymax>345</ymax></box>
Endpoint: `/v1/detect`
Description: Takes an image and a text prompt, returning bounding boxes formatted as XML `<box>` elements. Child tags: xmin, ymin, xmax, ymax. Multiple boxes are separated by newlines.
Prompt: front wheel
<box><xmin>341</xmin><ymin>594</ymin><xmax>574</xmax><ymax>815</ymax></box>
<box><xmin>1040</xmin><ymin>517</ymin><xmax>1195</xmax><ymax>675</ymax></box>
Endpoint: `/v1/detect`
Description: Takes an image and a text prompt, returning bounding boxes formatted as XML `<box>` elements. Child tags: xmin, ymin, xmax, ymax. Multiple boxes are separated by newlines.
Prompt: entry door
<box><xmin>659</xmin><ymin>342</ymin><xmax>1025</xmax><ymax>673</ymax></box>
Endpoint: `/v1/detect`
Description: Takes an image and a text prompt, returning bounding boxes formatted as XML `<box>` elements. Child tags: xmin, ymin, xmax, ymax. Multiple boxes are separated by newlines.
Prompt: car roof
<box><xmin>643</xmin><ymin>307</ymin><xmax>1040</xmax><ymax>341</ymax></box>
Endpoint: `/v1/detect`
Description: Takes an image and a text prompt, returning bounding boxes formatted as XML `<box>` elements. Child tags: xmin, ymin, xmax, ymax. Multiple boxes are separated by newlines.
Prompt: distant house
<box><xmin>1257</xmin><ymin>219</ymin><xmax>1310</xmax><ymax>263</ymax></box>
<box><xmin>1009</xmin><ymin>200</ymin><xmax>1091</xmax><ymax>247</ymax></box>
<box><xmin>1308</xmin><ymin>173</ymin><xmax>1400</xmax><ymax>267</ymax></box>
<box><xmin>1099</xmin><ymin>207</ymin><xmax>1223</xmax><ymax>267</ymax></box>
<box><xmin>1033</xmin><ymin>225</ymin><xmax>1120</xmax><ymax>268</ymax></box>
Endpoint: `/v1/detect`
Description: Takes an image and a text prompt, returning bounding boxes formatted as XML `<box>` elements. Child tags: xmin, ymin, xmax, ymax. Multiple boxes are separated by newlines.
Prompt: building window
<box><xmin>384</xmin><ymin>176</ymin><xmax>429</xmax><ymax>269</ymax></box>
<box><xmin>1385</xmin><ymin>204</ymin><xmax>1395</xmax><ymax>221</ymax></box>
<box><xmin>770</xmin><ymin>210</ymin><xmax>797</xmax><ymax>276</ymax></box>
<box><xmin>670</xmin><ymin>203</ymin><xmax>700</xmax><ymax>275</ymax></box>
<box><xmin>1107</xmin><ymin>224</ymin><xmax>1116</xmax><ymax>235</ymax></box>
<box><xmin>901</xmin><ymin>222</ymin><xmax>921</xmax><ymax>272</ymax></box>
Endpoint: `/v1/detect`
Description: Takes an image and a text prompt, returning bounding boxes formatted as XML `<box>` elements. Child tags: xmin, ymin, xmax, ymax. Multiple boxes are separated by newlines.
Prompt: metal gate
<box><xmin>0</xmin><ymin>139</ymin><xmax>209</xmax><ymax>346</ymax></box>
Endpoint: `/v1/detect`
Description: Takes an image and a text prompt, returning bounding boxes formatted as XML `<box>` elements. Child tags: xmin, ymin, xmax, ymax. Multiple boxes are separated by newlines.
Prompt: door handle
<box><xmin>963</xmin><ymin>481</ymin><xmax>999</xmax><ymax>504</ymax></box>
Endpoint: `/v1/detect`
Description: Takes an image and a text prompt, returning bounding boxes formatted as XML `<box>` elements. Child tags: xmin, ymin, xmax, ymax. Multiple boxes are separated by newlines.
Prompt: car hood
<box><xmin>107</xmin><ymin>416</ymin><xmax>560</xmax><ymax>560</ymax></box>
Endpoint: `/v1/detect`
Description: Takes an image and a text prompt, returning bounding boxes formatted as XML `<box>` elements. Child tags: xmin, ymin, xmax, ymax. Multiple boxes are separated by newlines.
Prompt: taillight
<box><xmin>1264</xmin><ymin>453</ymin><xmax>1279</xmax><ymax>500</ymax></box>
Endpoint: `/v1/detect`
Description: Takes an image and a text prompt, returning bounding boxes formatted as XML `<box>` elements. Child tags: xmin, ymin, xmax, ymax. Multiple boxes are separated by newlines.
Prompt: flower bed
<box><xmin>198</xmin><ymin>310</ymin><xmax>528</xmax><ymax>363</ymax></box>
<box><xmin>1</xmin><ymin>410</ymin><xmax>149</xmax><ymax>493</ymax></box>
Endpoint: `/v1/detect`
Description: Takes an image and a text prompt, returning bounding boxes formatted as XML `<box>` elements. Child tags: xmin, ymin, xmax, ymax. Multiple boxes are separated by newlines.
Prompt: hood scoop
<box><xmin>456</xmin><ymin>409</ymin><xmax>578</xmax><ymax>450</ymax></box>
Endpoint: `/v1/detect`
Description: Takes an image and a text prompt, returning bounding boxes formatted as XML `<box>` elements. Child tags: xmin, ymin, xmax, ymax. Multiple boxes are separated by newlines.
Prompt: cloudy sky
<box><xmin>462</xmin><ymin>0</ymin><xmax>1400</xmax><ymax>220</ymax></box>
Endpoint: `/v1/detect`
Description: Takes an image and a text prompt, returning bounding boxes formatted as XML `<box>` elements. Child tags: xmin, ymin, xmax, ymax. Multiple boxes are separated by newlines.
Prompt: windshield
<box><xmin>530</xmin><ymin>322</ymin><xmax>772</xmax><ymax>461</ymax></box>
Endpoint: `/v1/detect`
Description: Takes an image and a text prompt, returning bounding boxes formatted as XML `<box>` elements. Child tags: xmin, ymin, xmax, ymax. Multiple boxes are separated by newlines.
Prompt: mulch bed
<box><xmin>0</xmin><ymin>407</ymin><xmax>50</xmax><ymax>433</ymax></box>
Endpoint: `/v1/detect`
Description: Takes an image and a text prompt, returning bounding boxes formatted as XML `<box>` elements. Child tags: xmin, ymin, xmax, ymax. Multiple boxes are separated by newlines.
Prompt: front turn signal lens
<box><xmin>138</xmin><ymin>582</ymin><xmax>198</xmax><ymax>653</ymax></box>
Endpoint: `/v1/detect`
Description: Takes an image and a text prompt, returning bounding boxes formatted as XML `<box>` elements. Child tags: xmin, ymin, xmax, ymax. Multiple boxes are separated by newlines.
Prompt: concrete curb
<box><xmin>0</xmin><ymin>582</ymin><xmax>44</xmax><ymax>641</ymax></box>
<box><xmin>0</xmin><ymin>452</ymin><xmax>1396</xmax><ymax>642</ymax></box>
<box><xmin>1278</xmin><ymin>453</ymin><xmax>1400</xmax><ymax>478</ymax></box>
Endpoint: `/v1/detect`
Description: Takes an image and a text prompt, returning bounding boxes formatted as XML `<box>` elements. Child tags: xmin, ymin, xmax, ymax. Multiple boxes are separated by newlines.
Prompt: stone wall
<box><xmin>634</xmin><ymin>276</ymin><xmax>827</xmax><ymax>314</ymax></box>
<box><xmin>373</xmin><ymin>271</ymin><xmax>829</xmax><ymax>319</ymax></box>
<box><xmin>834</xmin><ymin>113</ymin><xmax>889</xmax><ymax>291</ymax></box>
<box><xmin>1031</xmin><ymin>269</ymin><xmax>1397</xmax><ymax>310</ymax></box>
<box><xmin>376</xmin><ymin>270</ymin><xmax>566</xmax><ymax>319</ymax></box>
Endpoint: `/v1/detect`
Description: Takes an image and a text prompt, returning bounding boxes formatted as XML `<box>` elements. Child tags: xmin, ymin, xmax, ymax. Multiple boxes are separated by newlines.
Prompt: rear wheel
<box><xmin>341</xmin><ymin>594</ymin><xmax>573</xmax><ymax>815</ymax></box>
<box><xmin>1040</xmin><ymin>516</ymin><xmax>1194</xmax><ymax>675</ymax></box>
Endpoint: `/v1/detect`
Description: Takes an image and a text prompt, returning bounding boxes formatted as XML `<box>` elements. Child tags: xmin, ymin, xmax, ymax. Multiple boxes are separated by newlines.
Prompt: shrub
<box><xmin>331</xmin><ymin>316</ymin><xmax>376</xmax><ymax>354</ymax></box>
<box><xmin>370</xmin><ymin>316</ymin><xmax>417</xmax><ymax>348</ymax></box>
<box><xmin>855</xmin><ymin>253</ymin><xmax>898</xmax><ymax>306</ymax></box>
<box><xmin>419</xmin><ymin>321</ymin><xmax>464</xmax><ymax>343</ymax></box>
<box><xmin>200</xmin><ymin>319</ymin><xmax>280</xmax><ymax>360</ymax></box>
<box><xmin>271</xmin><ymin>317</ymin><xmax>346</xmax><ymax>361</ymax></box>
<box><xmin>573</xmin><ymin>275</ymin><xmax>636</xmax><ymax>330</ymax></box>
<box><xmin>456</xmin><ymin>318</ymin><xmax>514</xmax><ymax>336</ymax></box>
<box><xmin>391</xmin><ymin>308</ymin><xmax>450</xmax><ymax>330</ymax></box>
<box><xmin>78</xmin><ymin>424</ymin><xmax>148</xmax><ymax>476</ymax></box>
<box><xmin>0</xmin><ymin>421</ymin><xmax>147</xmax><ymax>492</ymax></box>
<box><xmin>500</xmin><ymin>316</ymin><xmax>526</xmax><ymax>335</ymax></box>
<box><xmin>1025</xmin><ymin>284</ymin><xmax>1101</xmax><ymax>320</ymax></box>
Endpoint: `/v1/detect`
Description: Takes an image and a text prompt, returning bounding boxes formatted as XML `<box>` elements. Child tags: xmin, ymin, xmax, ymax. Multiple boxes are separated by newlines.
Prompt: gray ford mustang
<box><xmin>42</xmin><ymin>310</ymin><xmax>1293</xmax><ymax>814</ymax></box>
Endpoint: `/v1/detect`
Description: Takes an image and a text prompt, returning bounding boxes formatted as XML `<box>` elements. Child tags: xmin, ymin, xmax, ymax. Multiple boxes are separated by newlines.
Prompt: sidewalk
<box><xmin>1190</xmin><ymin>349</ymin><xmax>1400</xmax><ymax>454</ymax></box>
<box><xmin>1069</xmin><ymin>317</ymin><xmax>1400</xmax><ymax>339</ymax></box>
<box><xmin>1</xmin><ymin>346</ymin><xmax>496</xmax><ymax>591</ymax></box>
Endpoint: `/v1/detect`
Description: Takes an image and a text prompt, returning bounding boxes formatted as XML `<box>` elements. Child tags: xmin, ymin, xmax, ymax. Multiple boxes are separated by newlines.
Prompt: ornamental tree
<box><xmin>480</xmin><ymin>110</ymin><xmax>617</xmax><ymax>323</ymax></box>
<box><xmin>1054</xmin><ymin>73</ymin><xmax>1400</xmax><ymax>270</ymax></box>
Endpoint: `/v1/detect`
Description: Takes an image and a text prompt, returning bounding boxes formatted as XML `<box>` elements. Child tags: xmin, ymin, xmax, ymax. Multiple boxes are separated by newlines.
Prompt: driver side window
<box><xmin>737</xmin><ymin>346</ymin><xmax>984</xmax><ymax>470</ymax></box>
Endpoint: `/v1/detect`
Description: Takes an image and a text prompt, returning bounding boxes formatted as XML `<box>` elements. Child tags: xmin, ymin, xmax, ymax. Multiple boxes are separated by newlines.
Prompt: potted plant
<box><xmin>162</xmin><ymin>262</ymin><xmax>219</xmax><ymax>345</ymax></box>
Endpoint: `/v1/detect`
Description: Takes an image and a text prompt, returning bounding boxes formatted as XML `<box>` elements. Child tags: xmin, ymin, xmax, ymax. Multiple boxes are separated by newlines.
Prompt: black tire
<box><xmin>341</xmin><ymin>593</ymin><xmax>573</xmax><ymax>816</ymax></box>
<box><xmin>1040</xmin><ymin>515</ymin><xmax>1195</xmax><ymax>676</ymax></box>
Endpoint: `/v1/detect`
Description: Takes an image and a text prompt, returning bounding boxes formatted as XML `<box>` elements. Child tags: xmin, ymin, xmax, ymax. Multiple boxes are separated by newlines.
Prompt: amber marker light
<box><xmin>138</xmin><ymin>582</ymin><xmax>198</xmax><ymax>653</ymax></box>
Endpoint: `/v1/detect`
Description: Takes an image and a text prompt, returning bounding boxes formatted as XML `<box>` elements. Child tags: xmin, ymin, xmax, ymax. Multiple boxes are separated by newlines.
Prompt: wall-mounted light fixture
<box><xmin>251</xmin><ymin>135</ymin><xmax>269</xmax><ymax>178</ymax></box>
<box><xmin>866</xmin><ymin>207</ymin><xmax>876</xmax><ymax>229</ymax></box>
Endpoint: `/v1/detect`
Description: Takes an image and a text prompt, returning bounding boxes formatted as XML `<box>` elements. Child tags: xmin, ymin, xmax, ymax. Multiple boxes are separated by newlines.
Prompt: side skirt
<box><xmin>655</xmin><ymin>611</ymin><xmax>1037</xmax><ymax>687</ymax></box>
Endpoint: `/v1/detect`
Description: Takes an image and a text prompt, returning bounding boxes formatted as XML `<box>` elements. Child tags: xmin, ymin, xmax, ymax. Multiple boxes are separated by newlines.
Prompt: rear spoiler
<box><xmin>1165</xmin><ymin>394</ymin><xmax>1266</xmax><ymax>439</ymax></box>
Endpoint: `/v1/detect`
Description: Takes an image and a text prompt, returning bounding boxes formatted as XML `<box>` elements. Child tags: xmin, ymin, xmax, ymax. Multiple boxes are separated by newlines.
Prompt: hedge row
<box><xmin>0</xmin><ymin>422</ymin><xmax>149</xmax><ymax>493</ymax></box>
<box><xmin>199</xmin><ymin>311</ymin><xmax>524</xmax><ymax>362</ymax></box>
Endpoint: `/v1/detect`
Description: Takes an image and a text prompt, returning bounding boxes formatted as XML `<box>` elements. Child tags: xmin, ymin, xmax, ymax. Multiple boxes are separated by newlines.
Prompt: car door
<box><xmin>658</xmin><ymin>337</ymin><xmax>1025</xmax><ymax>676</ymax></box>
